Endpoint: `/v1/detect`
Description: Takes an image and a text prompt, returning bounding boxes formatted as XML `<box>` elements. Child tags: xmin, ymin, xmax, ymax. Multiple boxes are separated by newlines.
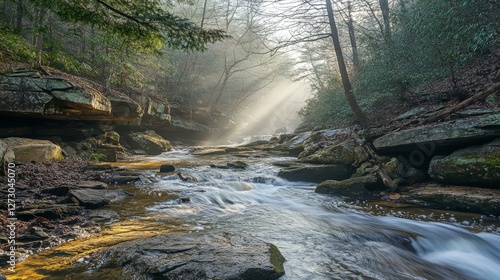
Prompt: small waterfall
<box><xmin>144</xmin><ymin>152</ymin><xmax>500</xmax><ymax>279</ymax></box>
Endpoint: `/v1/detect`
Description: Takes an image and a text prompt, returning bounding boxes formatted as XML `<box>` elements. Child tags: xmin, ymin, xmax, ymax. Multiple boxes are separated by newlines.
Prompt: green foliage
<box><xmin>299</xmin><ymin>77</ymin><xmax>395</xmax><ymax>127</ymax></box>
<box><xmin>0</xmin><ymin>23</ymin><xmax>37</xmax><ymax>64</ymax></box>
<box><xmin>27</xmin><ymin>0</ymin><xmax>228</xmax><ymax>52</ymax></box>
<box><xmin>89</xmin><ymin>153</ymin><xmax>107</xmax><ymax>163</ymax></box>
<box><xmin>358</xmin><ymin>0</ymin><xmax>500</xmax><ymax>97</ymax></box>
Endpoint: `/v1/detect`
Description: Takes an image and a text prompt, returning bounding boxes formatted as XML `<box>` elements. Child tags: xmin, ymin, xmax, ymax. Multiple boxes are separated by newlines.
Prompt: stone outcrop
<box><xmin>89</xmin><ymin>232</ymin><xmax>286</xmax><ymax>280</ymax></box>
<box><xmin>0</xmin><ymin>71</ymin><xmax>113</xmax><ymax>120</ymax></box>
<box><xmin>1</xmin><ymin>137</ymin><xmax>63</xmax><ymax>165</ymax></box>
<box><xmin>126</xmin><ymin>130</ymin><xmax>172</xmax><ymax>155</ymax></box>
<box><xmin>278</xmin><ymin>165</ymin><xmax>354</xmax><ymax>183</ymax></box>
<box><xmin>373</xmin><ymin>114</ymin><xmax>500</xmax><ymax>153</ymax></box>
<box><xmin>428</xmin><ymin>139</ymin><xmax>500</xmax><ymax>188</ymax></box>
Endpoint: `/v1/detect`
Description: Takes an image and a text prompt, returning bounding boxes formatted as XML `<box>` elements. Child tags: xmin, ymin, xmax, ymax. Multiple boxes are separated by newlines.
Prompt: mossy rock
<box><xmin>315</xmin><ymin>175</ymin><xmax>382</xmax><ymax>198</ymax></box>
<box><xmin>428</xmin><ymin>138</ymin><xmax>500</xmax><ymax>188</ymax></box>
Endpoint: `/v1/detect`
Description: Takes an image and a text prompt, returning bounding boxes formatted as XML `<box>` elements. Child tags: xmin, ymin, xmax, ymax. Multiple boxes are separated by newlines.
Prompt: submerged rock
<box><xmin>278</xmin><ymin>165</ymin><xmax>354</xmax><ymax>183</ymax></box>
<box><xmin>428</xmin><ymin>139</ymin><xmax>500</xmax><ymax>188</ymax></box>
<box><xmin>89</xmin><ymin>232</ymin><xmax>285</xmax><ymax>280</ymax></box>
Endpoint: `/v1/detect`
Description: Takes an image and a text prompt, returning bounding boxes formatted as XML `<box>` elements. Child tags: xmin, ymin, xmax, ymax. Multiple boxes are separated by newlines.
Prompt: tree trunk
<box><xmin>347</xmin><ymin>1</ymin><xmax>360</xmax><ymax>70</ymax></box>
<box><xmin>379</xmin><ymin>0</ymin><xmax>391</xmax><ymax>41</ymax></box>
<box><xmin>16</xmin><ymin>0</ymin><xmax>23</xmax><ymax>31</ymax></box>
<box><xmin>325</xmin><ymin>0</ymin><xmax>368</xmax><ymax>127</ymax></box>
<box><xmin>420</xmin><ymin>82</ymin><xmax>500</xmax><ymax>125</ymax></box>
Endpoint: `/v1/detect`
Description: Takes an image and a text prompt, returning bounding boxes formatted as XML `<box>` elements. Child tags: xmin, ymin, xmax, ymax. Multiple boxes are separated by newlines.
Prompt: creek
<box><xmin>11</xmin><ymin>149</ymin><xmax>500</xmax><ymax>280</ymax></box>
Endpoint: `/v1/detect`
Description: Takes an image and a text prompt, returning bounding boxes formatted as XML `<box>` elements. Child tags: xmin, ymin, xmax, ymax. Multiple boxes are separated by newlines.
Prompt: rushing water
<box><xmin>11</xmin><ymin>149</ymin><xmax>500</xmax><ymax>279</ymax></box>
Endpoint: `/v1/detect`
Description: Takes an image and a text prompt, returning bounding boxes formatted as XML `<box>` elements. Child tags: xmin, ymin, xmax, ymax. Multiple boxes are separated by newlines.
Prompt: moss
<box><xmin>269</xmin><ymin>244</ymin><xmax>286</xmax><ymax>275</ymax></box>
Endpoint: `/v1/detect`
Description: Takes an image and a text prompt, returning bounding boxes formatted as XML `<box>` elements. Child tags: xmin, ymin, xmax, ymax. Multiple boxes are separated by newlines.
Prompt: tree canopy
<box><xmin>28</xmin><ymin>0</ymin><xmax>228</xmax><ymax>51</ymax></box>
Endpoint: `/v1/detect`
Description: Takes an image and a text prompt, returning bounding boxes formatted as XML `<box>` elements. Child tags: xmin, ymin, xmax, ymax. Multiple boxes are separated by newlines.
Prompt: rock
<box><xmin>274</xmin><ymin>128</ymin><xmax>354</xmax><ymax>157</ymax></box>
<box><xmin>43</xmin><ymin>181</ymin><xmax>108</xmax><ymax>196</ymax></box>
<box><xmin>87</xmin><ymin>210</ymin><xmax>120</xmax><ymax>223</ymax></box>
<box><xmin>300</xmin><ymin>140</ymin><xmax>369</xmax><ymax>167</ymax></box>
<box><xmin>403</xmin><ymin>183</ymin><xmax>500</xmax><ymax>215</ymax></box>
<box><xmin>225</xmin><ymin>182</ymin><xmax>253</xmax><ymax>191</ymax></box>
<box><xmin>1</xmin><ymin>137</ymin><xmax>64</xmax><ymax>164</ymax></box>
<box><xmin>226</xmin><ymin>161</ymin><xmax>248</xmax><ymax>169</ymax></box>
<box><xmin>382</xmin><ymin>157</ymin><xmax>405</xmax><ymax>179</ymax></box>
<box><xmin>104</xmin><ymin>131</ymin><xmax>120</xmax><ymax>145</ymax></box>
<box><xmin>315</xmin><ymin>175</ymin><xmax>381</xmax><ymax>197</ymax></box>
<box><xmin>193</xmin><ymin>148</ymin><xmax>227</xmax><ymax>155</ymax></box>
<box><xmin>16</xmin><ymin>205</ymin><xmax>82</xmax><ymax>220</ymax></box>
<box><xmin>69</xmin><ymin>189</ymin><xmax>132</xmax><ymax>208</ymax></box>
<box><xmin>89</xmin><ymin>232</ymin><xmax>285</xmax><ymax>280</ymax></box>
<box><xmin>177</xmin><ymin>172</ymin><xmax>198</xmax><ymax>182</ymax></box>
<box><xmin>402</xmin><ymin>167</ymin><xmax>427</xmax><ymax>184</ymax></box>
<box><xmin>373</xmin><ymin>114</ymin><xmax>500</xmax><ymax>153</ymax></box>
<box><xmin>428</xmin><ymin>139</ymin><xmax>500</xmax><ymax>188</ymax></box>
<box><xmin>456</xmin><ymin>109</ymin><xmax>494</xmax><ymax>118</ymax></box>
<box><xmin>0</xmin><ymin>74</ymin><xmax>112</xmax><ymax>120</ymax></box>
<box><xmin>159</xmin><ymin>164</ymin><xmax>176</xmax><ymax>173</ymax></box>
<box><xmin>76</xmin><ymin>181</ymin><xmax>108</xmax><ymax>189</ymax></box>
<box><xmin>278</xmin><ymin>165</ymin><xmax>354</xmax><ymax>183</ymax></box>
<box><xmin>127</xmin><ymin>130</ymin><xmax>171</xmax><ymax>155</ymax></box>
<box><xmin>394</xmin><ymin>106</ymin><xmax>445</xmax><ymax>121</ymax></box>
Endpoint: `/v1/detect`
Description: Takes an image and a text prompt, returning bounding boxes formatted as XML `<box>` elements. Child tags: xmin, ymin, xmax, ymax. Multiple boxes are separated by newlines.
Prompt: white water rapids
<box><xmin>140</xmin><ymin>149</ymin><xmax>500</xmax><ymax>280</ymax></box>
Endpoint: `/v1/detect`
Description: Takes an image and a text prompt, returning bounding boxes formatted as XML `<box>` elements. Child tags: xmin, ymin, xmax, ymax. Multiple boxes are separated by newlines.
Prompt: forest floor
<box><xmin>351</xmin><ymin>41</ymin><xmax>500</xmax><ymax>131</ymax></box>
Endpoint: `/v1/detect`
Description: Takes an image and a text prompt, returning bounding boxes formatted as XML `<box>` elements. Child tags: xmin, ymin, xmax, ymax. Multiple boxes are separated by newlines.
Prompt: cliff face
<box><xmin>0</xmin><ymin>68</ymin><xmax>234</xmax><ymax>143</ymax></box>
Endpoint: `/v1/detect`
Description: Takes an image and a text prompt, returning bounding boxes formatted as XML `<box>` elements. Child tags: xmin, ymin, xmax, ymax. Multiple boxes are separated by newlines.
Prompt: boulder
<box><xmin>69</xmin><ymin>189</ymin><xmax>132</xmax><ymax>208</ymax></box>
<box><xmin>89</xmin><ymin>232</ymin><xmax>285</xmax><ymax>280</ymax></box>
<box><xmin>159</xmin><ymin>164</ymin><xmax>176</xmax><ymax>173</ymax></box>
<box><xmin>274</xmin><ymin>128</ymin><xmax>353</xmax><ymax>156</ymax></box>
<box><xmin>278</xmin><ymin>165</ymin><xmax>354</xmax><ymax>183</ymax></box>
<box><xmin>428</xmin><ymin>139</ymin><xmax>500</xmax><ymax>188</ymax></box>
<box><xmin>1</xmin><ymin>137</ymin><xmax>64</xmax><ymax>164</ymax></box>
<box><xmin>373</xmin><ymin>114</ymin><xmax>500</xmax><ymax>153</ymax></box>
<box><xmin>315</xmin><ymin>175</ymin><xmax>381</xmax><ymax>197</ymax></box>
<box><xmin>300</xmin><ymin>140</ymin><xmax>369</xmax><ymax>167</ymax></box>
<box><xmin>403</xmin><ymin>183</ymin><xmax>500</xmax><ymax>215</ymax></box>
<box><xmin>126</xmin><ymin>130</ymin><xmax>171</xmax><ymax>155</ymax></box>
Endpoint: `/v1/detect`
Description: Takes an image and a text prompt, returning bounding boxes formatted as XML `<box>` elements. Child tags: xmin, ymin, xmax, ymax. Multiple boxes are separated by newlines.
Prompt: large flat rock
<box><xmin>373</xmin><ymin>114</ymin><xmax>500</xmax><ymax>153</ymax></box>
<box><xmin>278</xmin><ymin>164</ymin><xmax>354</xmax><ymax>183</ymax></box>
<box><xmin>403</xmin><ymin>183</ymin><xmax>500</xmax><ymax>215</ymax></box>
<box><xmin>89</xmin><ymin>232</ymin><xmax>286</xmax><ymax>280</ymax></box>
<box><xmin>69</xmin><ymin>189</ymin><xmax>132</xmax><ymax>208</ymax></box>
<box><xmin>0</xmin><ymin>74</ymin><xmax>112</xmax><ymax>119</ymax></box>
